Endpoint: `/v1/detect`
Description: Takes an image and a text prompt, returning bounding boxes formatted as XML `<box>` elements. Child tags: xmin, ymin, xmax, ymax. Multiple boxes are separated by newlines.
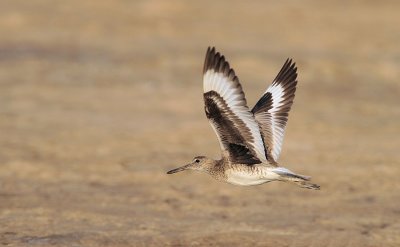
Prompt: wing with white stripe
<box><xmin>203</xmin><ymin>47</ymin><xmax>267</xmax><ymax>165</ymax></box>
<box><xmin>252</xmin><ymin>59</ymin><xmax>298</xmax><ymax>163</ymax></box>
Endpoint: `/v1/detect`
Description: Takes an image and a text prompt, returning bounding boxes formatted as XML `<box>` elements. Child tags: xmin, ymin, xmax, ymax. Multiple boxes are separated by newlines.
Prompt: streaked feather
<box><xmin>203</xmin><ymin>47</ymin><xmax>267</xmax><ymax>165</ymax></box>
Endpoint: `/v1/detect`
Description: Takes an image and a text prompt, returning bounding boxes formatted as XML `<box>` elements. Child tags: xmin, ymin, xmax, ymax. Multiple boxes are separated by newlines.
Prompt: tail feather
<box><xmin>272</xmin><ymin>167</ymin><xmax>320</xmax><ymax>190</ymax></box>
<box><xmin>292</xmin><ymin>180</ymin><xmax>320</xmax><ymax>190</ymax></box>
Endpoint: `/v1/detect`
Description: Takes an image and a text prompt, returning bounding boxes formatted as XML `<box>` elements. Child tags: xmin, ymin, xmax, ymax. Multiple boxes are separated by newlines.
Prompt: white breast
<box><xmin>225</xmin><ymin>167</ymin><xmax>281</xmax><ymax>186</ymax></box>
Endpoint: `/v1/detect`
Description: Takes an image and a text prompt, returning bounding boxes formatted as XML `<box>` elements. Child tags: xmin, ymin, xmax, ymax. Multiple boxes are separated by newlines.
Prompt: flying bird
<box><xmin>167</xmin><ymin>47</ymin><xmax>320</xmax><ymax>190</ymax></box>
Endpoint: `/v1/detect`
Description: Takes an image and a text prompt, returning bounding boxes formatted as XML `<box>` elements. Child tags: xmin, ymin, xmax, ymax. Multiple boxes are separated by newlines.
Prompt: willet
<box><xmin>167</xmin><ymin>47</ymin><xmax>320</xmax><ymax>190</ymax></box>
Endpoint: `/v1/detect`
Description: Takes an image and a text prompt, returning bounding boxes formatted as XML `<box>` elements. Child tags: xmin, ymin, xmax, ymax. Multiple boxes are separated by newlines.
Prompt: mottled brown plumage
<box><xmin>167</xmin><ymin>47</ymin><xmax>320</xmax><ymax>190</ymax></box>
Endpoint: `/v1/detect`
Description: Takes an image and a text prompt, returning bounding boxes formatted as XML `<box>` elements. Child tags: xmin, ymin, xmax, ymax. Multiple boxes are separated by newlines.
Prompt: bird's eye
<box><xmin>194</xmin><ymin>159</ymin><xmax>200</xmax><ymax>163</ymax></box>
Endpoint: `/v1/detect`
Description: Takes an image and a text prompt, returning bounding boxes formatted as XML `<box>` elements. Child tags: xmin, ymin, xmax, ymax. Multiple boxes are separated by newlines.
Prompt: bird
<box><xmin>167</xmin><ymin>47</ymin><xmax>320</xmax><ymax>190</ymax></box>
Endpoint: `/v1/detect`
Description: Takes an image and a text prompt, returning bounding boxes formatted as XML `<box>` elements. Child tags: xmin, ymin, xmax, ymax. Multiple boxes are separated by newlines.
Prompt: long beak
<box><xmin>166</xmin><ymin>164</ymin><xmax>190</xmax><ymax>174</ymax></box>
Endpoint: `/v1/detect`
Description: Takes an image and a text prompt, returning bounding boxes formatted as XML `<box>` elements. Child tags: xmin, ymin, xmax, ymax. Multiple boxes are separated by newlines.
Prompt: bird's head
<box><xmin>166</xmin><ymin>156</ymin><xmax>215</xmax><ymax>174</ymax></box>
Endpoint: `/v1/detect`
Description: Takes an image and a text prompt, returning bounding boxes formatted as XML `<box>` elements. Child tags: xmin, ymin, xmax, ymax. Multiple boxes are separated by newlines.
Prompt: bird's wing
<box><xmin>203</xmin><ymin>47</ymin><xmax>267</xmax><ymax>165</ymax></box>
<box><xmin>251</xmin><ymin>59</ymin><xmax>298</xmax><ymax>163</ymax></box>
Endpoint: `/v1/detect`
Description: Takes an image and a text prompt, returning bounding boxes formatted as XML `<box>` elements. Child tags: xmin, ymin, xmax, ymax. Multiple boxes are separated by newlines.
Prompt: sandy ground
<box><xmin>1</xmin><ymin>0</ymin><xmax>400</xmax><ymax>246</ymax></box>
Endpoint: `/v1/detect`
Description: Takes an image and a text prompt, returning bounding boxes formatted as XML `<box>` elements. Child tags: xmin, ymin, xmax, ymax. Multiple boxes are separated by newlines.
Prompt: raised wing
<box><xmin>252</xmin><ymin>59</ymin><xmax>298</xmax><ymax>163</ymax></box>
<box><xmin>203</xmin><ymin>47</ymin><xmax>267</xmax><ymax>165</ymax></box>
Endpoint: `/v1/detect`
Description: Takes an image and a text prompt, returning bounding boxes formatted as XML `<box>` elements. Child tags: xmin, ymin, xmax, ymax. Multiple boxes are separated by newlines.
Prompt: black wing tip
<box><xmin>203</xmin><ymin>46</ymin><xmax>237</xmax><ymax>79</ymax></box>
<box><xmin>252</xmin><ymin>58</ymin><xmax>298</xmax><ymax>114</ymax></box>
<box><xmin>273</xmin><ymin>58</ymin><xmax>298</xmax><ymax>87</ymax></box>
<box><xmin>203</xmin><ymin>46</ymin><xmax>217</xmax><ymax>74</ymax></box>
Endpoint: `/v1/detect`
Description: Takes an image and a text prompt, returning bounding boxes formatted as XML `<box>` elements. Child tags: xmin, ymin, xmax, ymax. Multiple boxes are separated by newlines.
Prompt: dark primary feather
<box><xmin>203</xmin><ymin>47</ymin><xmax>264</xmax><ymax>165</ymax></box>
<box><xmin>252</xmin><ymin>59</ymin><xmax>297</xmax><ymax>114</ymax></box>
<box><xmin>204</xmin><ymin>91</ymin><xmax>261</xmax><ymax>165</ymax></box>
<box><xmin>203</xmin><ymin>47</ymin><xmax>242</xmax><ymax>99</ymax></box>
<box><xmin>251</xmin><ymin>59</ymin><xmax>298</xmax><ymax>163</ymax></box>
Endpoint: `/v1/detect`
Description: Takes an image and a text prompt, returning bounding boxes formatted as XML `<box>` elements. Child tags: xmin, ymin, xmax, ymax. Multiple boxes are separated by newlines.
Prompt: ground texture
<box><xmin>1</xmin><ymin>1</ymin><xmax>400</xmax><ymax>246</ymax></box>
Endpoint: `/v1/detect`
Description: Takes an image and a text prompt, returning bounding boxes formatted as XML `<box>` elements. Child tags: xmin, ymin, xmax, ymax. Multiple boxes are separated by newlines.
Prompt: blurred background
<box><xmin>1</xmin><ymin>0</ymin><xmax>399</xmax><ymax>246</ymax></box>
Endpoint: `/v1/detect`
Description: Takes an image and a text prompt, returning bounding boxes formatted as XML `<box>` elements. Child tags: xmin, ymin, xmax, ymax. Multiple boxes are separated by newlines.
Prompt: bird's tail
<box><xmin>272</xmin><ymin>167</ymin><xmax>320</xmax><ymax>190</ymax></box>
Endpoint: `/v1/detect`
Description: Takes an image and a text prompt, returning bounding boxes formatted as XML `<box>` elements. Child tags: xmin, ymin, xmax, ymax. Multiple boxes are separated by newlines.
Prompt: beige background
<box><xmin>1</xmin><ymin>0</ymin><xmax>399</xmax><ymax>246</ymax></box>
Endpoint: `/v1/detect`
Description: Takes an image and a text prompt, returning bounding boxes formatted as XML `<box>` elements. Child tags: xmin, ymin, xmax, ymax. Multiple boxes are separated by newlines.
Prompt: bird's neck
<box><xmin>204</xmin><ymin>159</ymin><xmax>225</xmax><ymax>174</ymax></box>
